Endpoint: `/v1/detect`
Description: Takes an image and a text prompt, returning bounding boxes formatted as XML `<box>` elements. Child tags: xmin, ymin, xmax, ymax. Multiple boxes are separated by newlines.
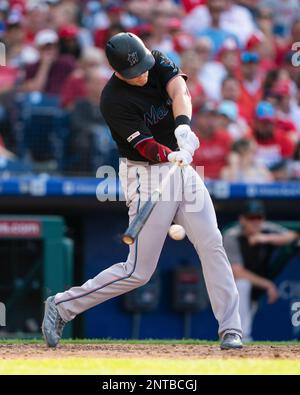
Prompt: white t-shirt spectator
<box><xmin>198</xmin><ymin>61</ymin><xmax>227</xmax><ymax>101</ymax></box>
<box><xmin>183</xmin><ymin>2</ymin><xmax>256</xmax><ymax>46</ymax></box>
<box><xmin>260</xmin><ymin>0</ymin><xmax>299</xmax><ymax>37</ymax></box>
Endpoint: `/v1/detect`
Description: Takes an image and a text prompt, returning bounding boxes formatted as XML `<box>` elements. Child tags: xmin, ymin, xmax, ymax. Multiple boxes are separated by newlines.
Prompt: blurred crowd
<box><xmin>0</xmin><ymin>0</ymin><xmax>300</xmax><ymax>178</ymax></box>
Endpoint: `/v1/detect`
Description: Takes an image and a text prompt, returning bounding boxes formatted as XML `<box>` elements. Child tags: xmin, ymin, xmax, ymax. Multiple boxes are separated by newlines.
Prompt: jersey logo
<box><xmin>144</xmin><ymin>104</ymin><xmax>169</xmax><ymax>127</ymax></box>
<box><xmin>159</xmin><ymin>57</ymin><xmax>175</xmax><ymax>68</ymax></box>
<box><xmin>127</xmin><ymin>131</ymin><xmax>141</xmax><ymax>143</ymax></box>
<box><xmin>128</xmin><ymin>52</ymin><xmax>139</xmax><ymax>66</ymax></box>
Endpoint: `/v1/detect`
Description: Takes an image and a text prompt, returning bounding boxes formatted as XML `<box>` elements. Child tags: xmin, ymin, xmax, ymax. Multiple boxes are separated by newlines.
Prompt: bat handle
<box><xmin>122</xmin><ymin>162</ymin><xmax>181</xmax><ymax>245</ymax></box>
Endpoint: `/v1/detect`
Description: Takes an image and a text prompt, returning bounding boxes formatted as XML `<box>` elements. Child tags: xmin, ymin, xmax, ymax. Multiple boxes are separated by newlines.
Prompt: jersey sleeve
<box><xmin>152</xmin><ymin>50</ymin><xmax>187</xmax><ymax>88</ymax></box>
<box><xmin>262</xmin><ymin>221</ymin><xmax>290</xmax><ymax>235</ymax></box>
<box><xmin>223</xmin><ymin>230</ymin><xmax>244</xmax><ymax>266</ymax></box>
<box><xmin>100</xmin><ymin>101</ymin><xmax>153</xmax><ymax>148</ymax></box>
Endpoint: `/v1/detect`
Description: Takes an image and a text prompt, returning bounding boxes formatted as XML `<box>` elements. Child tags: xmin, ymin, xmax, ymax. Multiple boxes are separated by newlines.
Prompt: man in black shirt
<box><xmin>42</xmin><ymin>32</ymin><xmax>243</xmax><ymax>350</ymax></box>
<box><xmin>224</xmin><ymin>200</ymin><xmax>298</xmax><ymax>340</ymax></box>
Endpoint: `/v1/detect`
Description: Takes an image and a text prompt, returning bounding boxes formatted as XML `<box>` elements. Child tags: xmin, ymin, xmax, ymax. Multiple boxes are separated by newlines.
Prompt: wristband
<box><xmin>175</xmin><ymin>115</ymin><xmax>191</xmax><ymax>128</ymax></box>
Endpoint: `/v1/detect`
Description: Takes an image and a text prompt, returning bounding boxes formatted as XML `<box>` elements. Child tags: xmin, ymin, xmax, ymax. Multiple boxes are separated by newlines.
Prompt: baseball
<box><xmin>168</xmin><ymin>224</ymin><xmax>186</xmax><ymax>240</ymax></box>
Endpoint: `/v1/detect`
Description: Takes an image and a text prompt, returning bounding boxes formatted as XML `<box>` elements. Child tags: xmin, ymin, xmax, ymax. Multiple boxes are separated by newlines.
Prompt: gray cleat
<box><xmin>42</xmin><ymin>296</ymin><xmax>66</xmax><ymax>348</ymax></box>
<box><xmin>220</xmin><ymin>333</ymin><xmax>243</xmax><ymax>350</ymax></box>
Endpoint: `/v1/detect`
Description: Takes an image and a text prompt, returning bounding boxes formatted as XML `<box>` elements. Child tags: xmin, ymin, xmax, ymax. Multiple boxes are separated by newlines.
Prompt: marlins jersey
<box><xmin>100</xmin><ymin>50</ymin><xmax>187</xmax><ymax>162</ymax></box>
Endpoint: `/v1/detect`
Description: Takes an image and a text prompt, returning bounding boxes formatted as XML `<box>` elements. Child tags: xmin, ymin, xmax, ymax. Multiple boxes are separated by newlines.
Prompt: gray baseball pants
<box><xmin>55</xmin><ymin>160</ymin><xmax>242</xmax><ymax>338</ymax></box>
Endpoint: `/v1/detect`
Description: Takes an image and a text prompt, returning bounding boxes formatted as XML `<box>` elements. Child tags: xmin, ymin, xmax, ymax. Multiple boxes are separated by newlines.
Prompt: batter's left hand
<box><xmin>174</xmin><ymin>125</ymin><xmax>200</xmax><ymax>155</ymax></box>
<box><xmin>168</xmin><ymin>149</ymin><xmax>192</xmax><ymax>167</ymax></box>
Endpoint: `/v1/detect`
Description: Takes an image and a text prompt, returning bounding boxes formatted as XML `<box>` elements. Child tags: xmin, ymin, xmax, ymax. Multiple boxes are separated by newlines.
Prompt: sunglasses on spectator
<box><xmin>244</xmin><ymin>214</ymin><xmax>264</xmax><ymax>221</ymax></box>
<box><xmin>258</xmin><ymin>13</ymin><xmax>273</xmax><ymax>20</ymax></box>
<box><xmin>241</xmin><ymin>52</ymin><xmax>260</xmax><ymax>63</ymax></box>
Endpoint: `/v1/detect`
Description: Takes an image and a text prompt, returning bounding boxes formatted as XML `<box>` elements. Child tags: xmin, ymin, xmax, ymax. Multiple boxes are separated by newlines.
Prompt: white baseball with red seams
<box><xmin>169</xmin><ymin>224</ymin><xmax>186</xmax><ymax>240</ymax></box>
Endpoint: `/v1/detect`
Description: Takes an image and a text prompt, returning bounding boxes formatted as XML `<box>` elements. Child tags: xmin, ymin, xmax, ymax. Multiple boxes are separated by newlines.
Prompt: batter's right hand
<box><xmin>168</xmin><ymin>149</ymin><xmax>192</xmax><ymax>167</ymax></box>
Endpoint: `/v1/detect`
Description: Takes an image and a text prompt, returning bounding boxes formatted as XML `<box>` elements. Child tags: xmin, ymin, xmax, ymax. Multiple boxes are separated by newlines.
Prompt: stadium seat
<box><xmin>16</xmin><ymin>92</ymin><xmax>68</xmax><ymax>171</ymax></box>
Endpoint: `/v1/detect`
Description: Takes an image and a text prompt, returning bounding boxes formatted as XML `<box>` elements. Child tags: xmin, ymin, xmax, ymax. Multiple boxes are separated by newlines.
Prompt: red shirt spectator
<box><xmin>94</xmin><ymin>5</ymin><xmax>125</xmax><ymax>49</ymax></box>
<box><xmin>61</xmin><ymin>47</ymin><xmax>107</xmax><ymax>109</ymax></box>
<box><xmin>253</xmin><ymin>101</ymin><xmax>295</xmax><ymax>168</ymax></box>
<box><xmin>25</xmin><ymin>55</ymin><xmax>75</xmax><ymax>96</ymax></box>
<box><xmin>192</xmin><ymin>105</ymin><xmax>232</xmax><ymax>179</ymax></box>
<box><xmin>275</xmin><ymin>19</ymin><xmax>300</xmax><ymax>66</ymax></box>
<box><xmin>181</xmin><ymin>0</ymin><xmax>206</xmax><ymax>13</ymax></box>
<box><xmin>255</xmin><ymin>130</ymin><xmax>294</xmax><ymax>168</ymax></box>
<box><xmin>22</xmin><ymin>30</ymin><xmax>75</xmax><ymax>96</ymax></box>
<box><xmin>238</xmin><ymin>83</ymin><xmax>263</xmax><ymax>124</ymax></box>
<box><xmin>61</xmin><ymin>72</ymin><xmax>86</xmax><ymax>109</ymax></box>
<box><xmin>238</xmin><ymin>52</ymin><xmax>263</xmax><ymax>125</ymax></box>
<box><xmin>221</xmin><ymin>76</ymin><xmax>250</xmax><ymax>126</ymax></box>
<box><xmin>0</xmin><ymin>66</ymin><xmax>18</xmax><ymax>94</ymax></box>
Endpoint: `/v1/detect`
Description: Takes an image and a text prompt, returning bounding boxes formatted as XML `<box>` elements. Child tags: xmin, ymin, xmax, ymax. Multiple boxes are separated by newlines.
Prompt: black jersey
<box><xmin>100</xmin><ymin>50</ymin><xmax>187</xmax><ymax>162</ymax></box>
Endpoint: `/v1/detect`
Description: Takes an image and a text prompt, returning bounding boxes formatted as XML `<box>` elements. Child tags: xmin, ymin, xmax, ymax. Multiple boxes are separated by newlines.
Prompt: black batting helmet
<box><xmin>105</xmin><ymin>32</ymin><xmax>155</xmax><ymax>79</ymax></box>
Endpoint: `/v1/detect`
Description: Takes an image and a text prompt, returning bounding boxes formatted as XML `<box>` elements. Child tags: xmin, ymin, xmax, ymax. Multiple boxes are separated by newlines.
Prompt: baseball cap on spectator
<box><xmin>167</xmin><ymin>18</ymin><xmax>182</xmax><ymax>31</ymax></box>
<box><xmin>45</xmin><ymin>0</ymin><xmax>61</xmax><ymax>5</ymax></box>
<box><xmin>218</xmin><ymin>38</ymin><xmax>239</xmax><ymax>55</ymax></box>
<box><xmin>6</xmin><ymin>10</ymin><xmax>23</xmax><ymax>27</ymax></box>
<box><xmin>59</xmin><ymin>24</ymin><xmax>79</xmax><ymax>40</ymax></box>
<box><xmin>241</xmin><ymin>51</ymin><xmax>260</xmax><ymax>64</ymax></box>
<box><xmin>245</xmin><ymin>31</ymin><xmax>264</xmax><ymax>51</ymax></box>
<box><xmin>218</xmin><ymin>100</ymin><xmax>238</xmax><ymax>122</ymax></box>
<box><xmin>9</xmin><ymin>0</ymin><xmax>26</xmax><ymax>12</ymax></box>
<box><xmin>241</xmin><ymin>200</ymin><xmax>265</xmax><ymax>218</ymax></box>
<box><xmin>27</xmin><ymin>0</ymin><xmax>49</xmax><ymax>11</ymax></box>
<box><xmin>269</xmin><ymin>159</ymin><xmax>287</xmax><ymax>172</ymax></box>
<box><xmin>217</xmin><ymin>38</ymin><xmax>239</xmax><ymax>63</ymax></box>
<box><xmin>35</xmin><ymin>29</ymin><xmax>58</xmax><ymax>47</ymax></box>
<box><xmin>255</xmin><ymin>101</ymin><xmax>275</xmax><ymax>121</ymax></box>
<box><xmin>0</xmin><ymin>0</ymin><xmax>8</xmax><ymax>12</ymax></box>
<box><xmin>173</xmin><ymin>31</ymin><xmax>194</xmax><ymax>53</ymax></box>
<box><xmin>134</xmin><ymin>23</ymin><xmax>153</xmax><ymax>35</ymax></box>
<box><xmin>105</xmin><ymin>0</ymin><xmax>123</xmax><ymax>14</ymax></box>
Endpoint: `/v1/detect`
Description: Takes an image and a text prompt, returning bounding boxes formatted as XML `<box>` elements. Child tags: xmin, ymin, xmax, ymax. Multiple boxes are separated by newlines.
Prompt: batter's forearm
<box><xmin>172</xmin><ymin>87</ymin><xmax>192</xmax><ymax>121</ymax></box>
<box><xmin>135</xmin><ymin>138</ymin><xmax>172</xmax><ymax>163</ymax></box>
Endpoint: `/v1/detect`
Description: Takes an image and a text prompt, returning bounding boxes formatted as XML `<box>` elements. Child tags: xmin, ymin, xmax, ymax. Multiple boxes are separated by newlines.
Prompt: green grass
<box><xmin>0</xmin><ymin>358</ymin><xmax>299</xmax><ymax>375</ymax></box>
<box><xmin>0</xmin><ymin>339</ymin><xmax>299</xmax><ymax>374</ymax></box>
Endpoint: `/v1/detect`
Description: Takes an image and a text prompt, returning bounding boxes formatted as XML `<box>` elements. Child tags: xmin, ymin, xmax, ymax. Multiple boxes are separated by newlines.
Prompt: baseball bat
<box><xmin>122</xmin><ymin>163</ymin><xmax>179</xmax><ymax>245</ymax></box>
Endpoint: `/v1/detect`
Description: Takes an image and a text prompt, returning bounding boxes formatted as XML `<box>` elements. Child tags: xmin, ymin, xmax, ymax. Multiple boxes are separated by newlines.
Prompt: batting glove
<box><xmin>168</xmin><ymin>149</ymin><xmax>192</xmax><ymax>167</ymax></box>
<box><xmin>174</xmin><ymin>125</ymin><xmax>200</xmax><ymax>155</ymax></box>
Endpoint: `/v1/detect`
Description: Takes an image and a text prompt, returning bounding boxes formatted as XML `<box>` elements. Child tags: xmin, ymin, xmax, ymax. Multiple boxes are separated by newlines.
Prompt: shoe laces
<box><xmin>225</xmin><ymin>333</ymin><xmax>240</xmax><ymax>340</ymax></box>
<box><xmin>55</xmin><ymin>314</ymin><xmax>66</xmax><ymax>337</ymax></box>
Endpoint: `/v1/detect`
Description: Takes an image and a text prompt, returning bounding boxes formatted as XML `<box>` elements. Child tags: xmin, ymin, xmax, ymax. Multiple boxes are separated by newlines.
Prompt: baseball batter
<box><xmin>42</xmin><ymin>32</ymin><xmax>243</xmax><ymax>349</ymax></box>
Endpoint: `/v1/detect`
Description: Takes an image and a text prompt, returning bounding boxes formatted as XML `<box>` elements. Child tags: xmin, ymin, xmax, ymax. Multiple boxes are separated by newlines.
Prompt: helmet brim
<box><xmin>119</xmin><ymin>51</ymin><xmax>155</xmax><ymax>79</ymax></box>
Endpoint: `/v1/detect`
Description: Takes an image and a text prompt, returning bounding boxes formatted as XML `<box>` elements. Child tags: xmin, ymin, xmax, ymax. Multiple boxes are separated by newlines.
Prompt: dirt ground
<box><xmin>1</xmin><ymin>344</ymin><xmax>300</xmax><ymax>360</ymax></box>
